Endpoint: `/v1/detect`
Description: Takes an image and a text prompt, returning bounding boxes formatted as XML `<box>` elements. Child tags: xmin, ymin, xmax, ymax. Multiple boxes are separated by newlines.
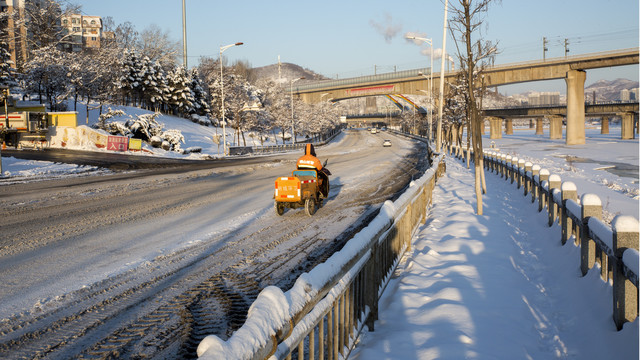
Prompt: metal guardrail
<box><xmin>452</xmin><ymin>145</ymin><xmax>639</xmax><ymax>331</ymax></box>
<box><xmin>228</xmin><ymin>127</ymin><xmax>343</xmax><ymax>156</ymax></box>
<box><xmin>198</xmin><ymin>145</ymin><xmax>445</xmax><ymax>360</ymax></box>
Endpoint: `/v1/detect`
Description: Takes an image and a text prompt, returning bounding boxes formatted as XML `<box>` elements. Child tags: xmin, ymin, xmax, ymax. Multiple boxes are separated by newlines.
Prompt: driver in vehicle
<box><xmin>297</xmin><ymin>143</ymin><xmax>331</xmax><ymax>198</ymax></box>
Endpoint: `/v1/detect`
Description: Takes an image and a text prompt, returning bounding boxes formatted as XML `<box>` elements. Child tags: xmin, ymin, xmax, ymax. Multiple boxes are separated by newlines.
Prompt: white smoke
<box><xmin>405</xmin><ymin>31</ymin><xmax>454</xmax><ymax>65</ymax></box>
<box><xmin>370</xmin><ymin>13</ymin><xmax>402</xmax><ymax>43</ymax></box>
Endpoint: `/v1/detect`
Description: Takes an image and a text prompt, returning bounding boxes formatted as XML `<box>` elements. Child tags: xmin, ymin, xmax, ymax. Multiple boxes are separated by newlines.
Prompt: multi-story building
<box><xmin>61</xmin><ymin>14</ymin><xmax>103</xmax><ymax>53</ymax></box>
<box><xmin>621</xmin><ymin>89</ymin><xmax>631</xmax><ymax>101</ymax></box>
<box><xmin>0</xmin><ymin>0</ymin><xmax>28</xmax><ymax>70</ymax></box>
<box><xmin>1</xmin><ymin>0</ymin><xmax>106</xmax><ymax>70</ymax></box>
<box><xmin>620</xmin><ymin>88</ymin><xmax>638</xmax><ymax>101</ymax></box>
<box><xmin>528</xmin><ymin>92</ymin><xmax>560</xmax><ymax>106</ymax></box>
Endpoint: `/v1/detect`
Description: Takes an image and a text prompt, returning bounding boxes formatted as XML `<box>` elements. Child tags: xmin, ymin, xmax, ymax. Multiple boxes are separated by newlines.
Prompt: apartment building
<box><xmin>61</xmin><ymin>14</ymin><xmax>103</xmax><ymax>53</ymax></box>
<box><xmin>0</xmin><ymin>0</ymin><xmax>27</xmax><ymax>70</ymax></box>
<box><xmin>1</xmin><ymin>0</ymin><xmax>106</xmax><ymax>69</ymax></box>
<box><xmin>528</xmin><ymin>92</ymin><xmax>560</xmax><ymax>106</ymax></box>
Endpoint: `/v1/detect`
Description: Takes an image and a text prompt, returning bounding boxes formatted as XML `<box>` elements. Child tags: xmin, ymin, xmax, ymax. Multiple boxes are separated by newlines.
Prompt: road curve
<box><xmin>0</xmin><ymin>130</ymin><xmax>430</xmax><ymax>359</ymax></box>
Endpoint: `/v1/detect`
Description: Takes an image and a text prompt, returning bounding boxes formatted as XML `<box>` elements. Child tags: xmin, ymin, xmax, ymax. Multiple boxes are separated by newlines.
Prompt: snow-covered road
<box><xmin>0</xmin><ymin>130</ymin><xmax>429</xmax><ymax>358</ymax></box>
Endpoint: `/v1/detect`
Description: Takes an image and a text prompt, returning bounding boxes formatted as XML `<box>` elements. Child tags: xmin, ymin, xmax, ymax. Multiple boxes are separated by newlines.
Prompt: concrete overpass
<box><xmin>482</xmin><ymin>101</ymin><xmax>639</xmax><ymax>140</ymax></box>
<box><xmin>296</xmin><ymin>48</ymin><xmax>639</xmax><ymax>145</ymax></box>
<box><xmin>482</xmin><ymin>101</ymin><xmax>639</xmax><ymax>118</ymax></box>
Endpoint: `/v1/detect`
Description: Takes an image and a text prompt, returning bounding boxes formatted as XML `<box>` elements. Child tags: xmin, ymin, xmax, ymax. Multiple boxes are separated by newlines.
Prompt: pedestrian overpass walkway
<box><xmin>351</xmin><ymin>157</ymin><xmax>638</xmax><ymax>359</ymax></box>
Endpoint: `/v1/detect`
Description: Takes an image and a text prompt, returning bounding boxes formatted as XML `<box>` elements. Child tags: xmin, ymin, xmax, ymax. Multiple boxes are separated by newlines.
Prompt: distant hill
<box><xmin>585</xmin><ymin>78</ymin><xmax>639</xmax><ymax>101</ymax></box>
<box><xmin>250</xmin><ymin>62</ymin><xmax>329</xmax><ymax>85</ymax></box>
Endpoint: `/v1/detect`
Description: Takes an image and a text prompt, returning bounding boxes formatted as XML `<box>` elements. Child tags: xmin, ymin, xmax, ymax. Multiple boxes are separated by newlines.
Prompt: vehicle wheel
<box><xmin>275</xmin><ymin>202</ymin><xmax>285</xmax><ymax>216</ymax></box>
<box><xmin>305</xmin><ymin>197</ymin><xmax>316</xmax><ymax>216</ymax></box>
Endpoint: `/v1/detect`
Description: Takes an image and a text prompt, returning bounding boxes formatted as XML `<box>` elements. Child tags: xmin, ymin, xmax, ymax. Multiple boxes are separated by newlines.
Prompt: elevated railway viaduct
<box><xmin>296</xmin><ymin>48</ymin><xmax>639</xmax><ymax>144</ymax></box>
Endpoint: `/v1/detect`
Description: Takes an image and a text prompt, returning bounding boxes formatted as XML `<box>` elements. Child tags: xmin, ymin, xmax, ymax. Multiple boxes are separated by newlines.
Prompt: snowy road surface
<box><xmin>351</xmin><ymin>156</ymin><xmax>638</xmax><ymax>359</ymax></box>
<box><xmin>0</xmin><ymin>130</ymin><xmax>430</xmax><ymax>358</ymax></box>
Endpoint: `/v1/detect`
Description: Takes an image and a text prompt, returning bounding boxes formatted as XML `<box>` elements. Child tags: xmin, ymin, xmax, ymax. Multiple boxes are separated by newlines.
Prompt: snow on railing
<box><xmin>453</xmin><ymin>145</ymin><xmax>638</xmax><ymax>331</ymax></box>
<box><xmin>197</xmin><ymin>148</ymin><xmax>445</xmax><ymax>359</ymax></box>
<box><xmin>228</xmin><ymin>127</ymin><xmax>343</xmax><ymax>156</ymax></box>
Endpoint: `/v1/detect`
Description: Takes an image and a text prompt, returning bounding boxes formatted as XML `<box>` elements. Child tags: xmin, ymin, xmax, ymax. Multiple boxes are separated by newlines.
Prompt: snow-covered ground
<box><xmin>1</xmin><ymin>106</ymin><xmax>637</xmax><ymax>358</ymax></box>
<box><xmin>351</xmin><ymin>155</ymin><xmax>638</xmax><ymax>359</ymax></box>
<box><xmin>479</xmin><ymin>127</ymin><xmax>638</xmax><ymax>220</ymax></box>
<box><xmin>0</xmin><ymin>103</ymin><xmax>299</xmax><ymax>180</ymax></box>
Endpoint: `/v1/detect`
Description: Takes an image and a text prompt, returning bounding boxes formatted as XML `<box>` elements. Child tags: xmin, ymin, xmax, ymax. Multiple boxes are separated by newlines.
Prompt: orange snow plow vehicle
<box><xmin>274</xmin><ymin>169</ymin><xmax>327</xmax><ymax>216</ymax></box>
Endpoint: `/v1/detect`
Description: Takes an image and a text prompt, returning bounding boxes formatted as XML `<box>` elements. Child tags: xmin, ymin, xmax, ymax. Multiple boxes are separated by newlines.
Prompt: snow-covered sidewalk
<box><xmin>351</xmin><ymin>156</ymin><xmax>638</xmax><ymax>359</ymax></box>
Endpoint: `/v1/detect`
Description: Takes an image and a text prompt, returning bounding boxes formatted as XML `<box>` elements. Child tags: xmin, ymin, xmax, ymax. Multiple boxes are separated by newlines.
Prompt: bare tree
<box><xmin>136</xmin><ymin>24</ymin><xmax>180</xmax><ymax>69</ymax></box>
<box><xmin>25</xmin><ymin>0</ymin><xmax>79</xmax><ymax>51</ymax></box>
<box><xmin>102</xmin><ymin>18</ymin><xmax>138</xmax><ymax>51</ymax></box>
<box><xmin>448</xmin><ymin>0</ymin><xmax>499</xmax><ymax>215</ymax></box>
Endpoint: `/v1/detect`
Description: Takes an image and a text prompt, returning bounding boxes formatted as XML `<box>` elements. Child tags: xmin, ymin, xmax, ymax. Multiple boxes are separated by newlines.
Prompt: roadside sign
<box><xmin>129</xmin><ymin>138</ymin><xmax>142</xmax><ymax>151</ymax></box>
<box><xmin>107</xmin><ymin>136</ymin><xmax>129</xmax><ymax>152</ymax></box>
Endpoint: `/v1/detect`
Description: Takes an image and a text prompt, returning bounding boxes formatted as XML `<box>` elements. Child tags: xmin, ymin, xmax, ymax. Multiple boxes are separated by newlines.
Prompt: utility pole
<box><xmin>182</xmin><ymin>0</ymin><xmax>187</xmax><ymax>68</ymax></box>
<box><xmin>564</xmin><ymin>38</ymin><xmax>570</xmax><ymax>58</ymax></box>
<box><xmin>0</xmin><ymin>87</ymin><xmax>7</xmax><ymax>176</ymax></box>
<box><xmin>543</xmin><ymin>37</ymin><xmax>548</xmax><ymax>61</ymax></box>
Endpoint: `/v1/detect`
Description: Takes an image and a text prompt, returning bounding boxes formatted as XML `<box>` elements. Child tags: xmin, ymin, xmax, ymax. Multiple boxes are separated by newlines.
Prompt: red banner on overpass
<box><xmin>347</xmin><ymin>84</ymin><xmax>395</xmax><ymax>96</ymax></box>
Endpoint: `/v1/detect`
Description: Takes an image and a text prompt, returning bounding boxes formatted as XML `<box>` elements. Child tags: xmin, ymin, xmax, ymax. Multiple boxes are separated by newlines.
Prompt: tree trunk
<box><xmin>466</xmin><ymin>118</ymin><xmax>471</xmax><ymax>168</ymax></box>
<box><xmin>463</xmin><ymin>0</ymin><xmax>485</xmax><ymax>215</ymax></box>
<box><xmin>85</xmin><ymin>96</ymin><xmax>91</xmax><ymax>125</ymax></box>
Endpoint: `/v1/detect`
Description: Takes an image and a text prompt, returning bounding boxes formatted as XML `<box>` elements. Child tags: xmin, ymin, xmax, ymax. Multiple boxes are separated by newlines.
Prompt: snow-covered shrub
<box><xmin>125</xmin><ymin>112</ymin><xmax>162</xmax><ymax>141</ymax></box>
<box><xmin>95</xmin><ymin>110</ymin><xmax>185</xmax><ymax>152</ymax></box>
<box><xmin>103</xmin><ymin>121</ymin><xmax>130</xmax><ymax>136</ymax></box>
<box><xmin>160</xmin><ymin>129</ymin><xmax>185</xmax><ymax>151</ymax></box>
<box><xmin>150</xmin><ymin>136</ymin><xmax>163</xmax><ymax>148</ymax></box>
<box><xmin>96</xmin><ymin>108</ymin><xmax>126</xmax><ymax>130</ymax></box>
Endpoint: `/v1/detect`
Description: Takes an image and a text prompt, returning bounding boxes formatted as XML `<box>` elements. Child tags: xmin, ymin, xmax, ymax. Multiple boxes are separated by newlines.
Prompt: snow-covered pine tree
<box><xmin>139</xmin><ymin>56</ymin><xmax>156</xmax><ymax>110</ymax></box>
<box><xmin>189</xmin><ymin>68</ymin><xmax>210</xmax><ymax>118</ymax></box>
<box><xmin>0</xmin><ymin>39</ymin><xmax>16</xmax><ymax>89</ymax></box>
<box><xmin>118</xmin><ymin>50</ymin><xmax>143</xmax><ymax>106</ymax></box>
<box><xmin>166</xmin><ymin>66</ymin><xmax>194</xmax><ymax>117</ymax></box>
<box><xmin>146</xmin><ymin>60</ymin><xmax>168</xmax><ymax>113</ymax></box>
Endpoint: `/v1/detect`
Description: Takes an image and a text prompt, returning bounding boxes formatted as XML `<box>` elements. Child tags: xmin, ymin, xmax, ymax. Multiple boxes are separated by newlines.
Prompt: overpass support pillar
<box><xmin>565</xmin><ymin>69</ymin><xmax>586</xmax><ymax>145</ymax></box>
<box><xmin>488</xmin><ymin>117</ymin><xmax>502</xmax><ymax>139</ymax></box>
<box><xmin>601</xmin><ymin>116</ymin><xmax>609</xmax><ymax>134</ymax></box>
<box><xmin>548</xmin><ymin>115</ymin><xmax>563</xmax><ymax>140</ymax></box>
<box><xmin>535</xmin><ymin>118</ymin><xmax>544</xmax><ymax>135</ymax></box>
<box><xmin>504</xmin><ymin>118</ymin><xmax>514</xmax><ymax>135</ymax></box>
<box><xmin>620</xmin><ymin>112</ymin><xmax>636</xmax><ymax>140</ymax></box>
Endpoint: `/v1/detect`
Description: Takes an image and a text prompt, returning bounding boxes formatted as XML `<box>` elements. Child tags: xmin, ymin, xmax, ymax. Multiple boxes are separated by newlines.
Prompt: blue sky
<box><xmin>78</xmin><ymin>0</ymin><xmax>638</xmax><ymax>94</ymax></box>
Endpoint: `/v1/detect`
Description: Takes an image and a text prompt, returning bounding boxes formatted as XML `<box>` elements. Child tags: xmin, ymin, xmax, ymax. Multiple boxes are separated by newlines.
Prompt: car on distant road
<box><xmin>382</xmin><ymin>139</ymin><xmax>392</xmax><ymax>147</ymax></box>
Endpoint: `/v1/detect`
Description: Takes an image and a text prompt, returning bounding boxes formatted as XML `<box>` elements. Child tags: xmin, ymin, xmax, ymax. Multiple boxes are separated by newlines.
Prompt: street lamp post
<box><xmin>182</xmin><ymin>0</ymin><xmax>187</xmax><ymax>68</ymax></box>
<box><xmin>406</xmin><ymin>36</ymin><xmax>434</xmax><ymax>141</ymax></box>
<box><xmin>437</xmin><ymin>0</ymin><xmax>449</xmax><ymax>153</ymax></box>
<box><xmin>290</xmin><ymin>77</ymin><xmax>304</xmax><ymax>144</ymax></box>
<box><xmin>219</xmin><ymin>42</ymin><xmax>243</xmax><ymax>156</ymax></box>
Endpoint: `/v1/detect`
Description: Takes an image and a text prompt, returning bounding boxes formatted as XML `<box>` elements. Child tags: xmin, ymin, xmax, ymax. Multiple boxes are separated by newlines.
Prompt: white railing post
<box><xmin>580</xmin><ymin>194</ymin><xmax>602</xmax><ymax>276</ymax></box>
<box><xmin>561</xmin><ymin>182</ymin><xmax>578</xmax><ymax>245</ymax></box>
